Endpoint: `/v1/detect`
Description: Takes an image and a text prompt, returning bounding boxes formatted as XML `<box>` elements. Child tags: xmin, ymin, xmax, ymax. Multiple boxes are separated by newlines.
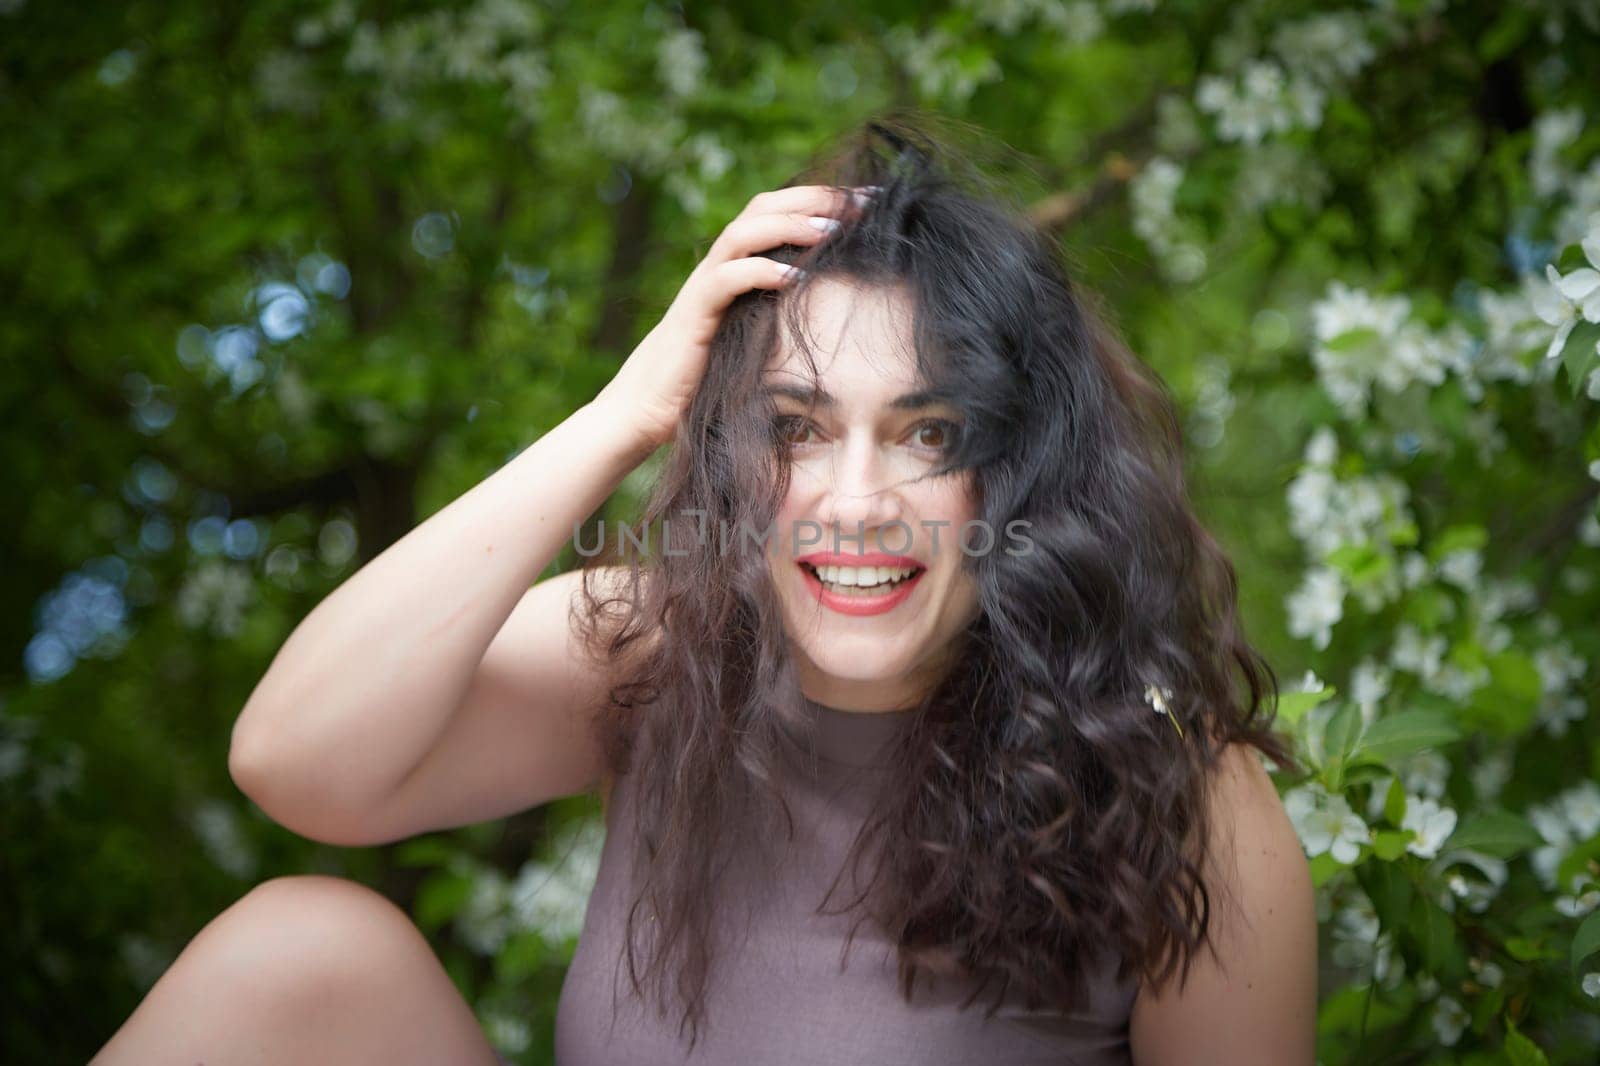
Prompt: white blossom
<box><xmin>1038</xmin><ymin>1</ymin><xmax>1106</xmax><ymax>44</ymax></box>
<box><xmin>1431</xmin><ymin>995</ymin><xmax>1468</xmax><ymax>1045</ymax></box>
<box><xmin>1348</xmin><ymin>658</ymin><xmax>1391</xmax><ymax>728</ymax></box>
<box><xmin>1580</xmin><ymin>511</ymin><xmax>1600</xmax><ymax>548</ymax></box>
<box><xmin>175</xmin><ymin>559</ymin><xmax>254</xmax><ymax>637</ymax></box>
<box><xmin>188</xmin><ymin>800</ymin><xmax>257</xmax><ymax>881</ymax></box>
<box><xmin>1195</xmin><ymin>59</ymin><xmax>1325</xmax><ymax>146</ymax></box>
<box><xmin>1285</xmin><ymin>782</ymin><xmax>1369</xmax><ymax>863</ymax></box>
<box><xmin>1530</xmin><ymin>107</ymin><xmax>1585</xmax><ymax>198</ymax></box>
<box><xmin>1554</xmin><ymin>888</ymin><xmax>1599</xmax><ymax>918</ymax></box>
<box><xmin>1427</xmin><ymin>662</ymin><xmax>1489</xmax><ymax>702</ymax></box>
<box><xmin>508</xmin><ymin>818</ymin><xmax>604</xmax><ymax>943</ymax></box>
<box><xmin>1436</xmin><ymin>549</ymin><xmax>1482</xmax><ymax>591</ymax></box>
<box><xmin>656</xmin><ymin>27</ymin><xmax>707</xmax><ymax>97</ymax></box>
<box><xmin>1562</xmin><ymin>780</ymin><xmax>1600</xmax><ymax>839</ymax></box>
<box><xmin>1584</xmin><ymin>972</ymin><xmax>1600</xmax><ymax>998</ymax></box>
<box><xmin>1400</xmin><ymin>551</ymin><xmax>1432</xmax><ymax>590</ymax></box>
<box><xmin>884</xmin><ymin>25</ymin><xmax>1003</xmax><ymax>103</ymax></box>
<box><xmin>1469</xmin><ymin>745</ymin><xmax>1513</xmax><ymax>802</ymax></box>
<box><xmin>1545</xmin><ymin>232</ymin><xmax>1600</xmax><ymax>324</ymax></box>
<box><xmin>1304</xmin><ymin>425</ymin><xmax>1338</xmax><ymax>467</ymax></box>
<box><xmin>1400</xmin><ymin>750</ymin><xmax>1450</xmax><ymax>801</ymax></box>
<box><xmin>455</xmin><ymin>870</ymin><xmax>513</xmax><ymax>955</ymax></box>
<box><xmin>1468</xmin><ymin>957</ymin><xmax>1503</xmax><ymax>989</ymax></box>
<box><xmin>1330</xmin><ymin>892</ymin><xmax>1404</xmax><ymax>986</ymax></box>
<box><xmin>1286</xmin><ymin>566</ymin><xmax>1345</xmax><ymax>649</ymax></box>
<box><xmin>1533</xmin><ymin>640</ymin><xmax>1590</xmax><ymax>737</ymax></box>
<box><xmin>482</xmin><ymin>1009</ymin><xmax>532</xmax><ymax>1054</ymax></box>
<box><xmin>1390</xmin><ymin>624</ymin><xmax>1447</xmax><ymax>681</ymax></box>
<box><xmin>1400</xmin><ymin>795</ymin><xmax>1457</xmax><ymax>859</ymax></box>
<box><xmin>1270</xmin><ymin>13</ymin><xmax>1375</xmax><ymax>88</ymax></box>
<box><xmin>1307</xmin><ymin>281</ymin><xmax>1470</xmax><ymax>416</ymax></box>
<box><xmin>1526</xmin><ymin>782</ymin><xmax>1600</xmax><ymax>891</ymax></box>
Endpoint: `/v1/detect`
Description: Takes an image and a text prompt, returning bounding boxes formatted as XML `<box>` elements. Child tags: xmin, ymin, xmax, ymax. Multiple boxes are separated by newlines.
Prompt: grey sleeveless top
<box><xmin>554</xmin><ymin>697</ymin><xmax>1139</xmax><ymax>1064</ymax></box>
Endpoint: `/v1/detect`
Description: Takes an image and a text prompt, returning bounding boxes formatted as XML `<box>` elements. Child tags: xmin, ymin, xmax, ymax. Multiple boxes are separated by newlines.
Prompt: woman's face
<box><xmin>763</xmin><ymin>278</ymin><xmax>982</xmax><ymax>712</ymax></box>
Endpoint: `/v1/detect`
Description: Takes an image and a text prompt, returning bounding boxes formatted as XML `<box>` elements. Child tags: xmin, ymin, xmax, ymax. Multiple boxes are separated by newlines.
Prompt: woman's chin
<box><xmin>794</xmin><ymin>643</ymin><xmax>917</xmax><ymax>685</ymax></box>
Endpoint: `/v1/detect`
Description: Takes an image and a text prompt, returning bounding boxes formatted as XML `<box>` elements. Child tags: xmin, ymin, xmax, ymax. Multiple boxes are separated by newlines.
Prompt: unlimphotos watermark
<box><xmin>573</xmin><ymin>512</ymin><xmax>1035</xmax><ymax>559</ymax></box>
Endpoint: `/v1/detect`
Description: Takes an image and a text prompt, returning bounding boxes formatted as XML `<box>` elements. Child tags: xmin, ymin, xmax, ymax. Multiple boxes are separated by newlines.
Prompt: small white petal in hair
<box><xmin>1142</xmin><ymin>683</ymin><xmax>1185</xmax><ymax>739</ymax></box>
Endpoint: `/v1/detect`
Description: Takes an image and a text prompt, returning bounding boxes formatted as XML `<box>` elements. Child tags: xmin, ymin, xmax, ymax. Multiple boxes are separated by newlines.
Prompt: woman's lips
<box><xmin>797</xmin><ymin>561</ymin><xmax>925</xmax><ymax>617</ymax></box>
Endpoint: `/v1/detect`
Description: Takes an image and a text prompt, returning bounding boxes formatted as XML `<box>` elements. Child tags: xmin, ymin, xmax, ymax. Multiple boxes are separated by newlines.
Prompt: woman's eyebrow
<box><xmin>761</xmin><ymin>381</ymin><xmax>949</xmax><ymax>411</ymax></box>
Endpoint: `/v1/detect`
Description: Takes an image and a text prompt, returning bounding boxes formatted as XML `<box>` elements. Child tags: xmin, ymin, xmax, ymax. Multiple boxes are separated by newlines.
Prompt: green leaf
<box><xmin>1342</xmin><ymin>758</ymin><xmax>1391</xmax><ymax>787</ymax></box>
<box><xmin>1372</xmin><ymin>830</ymin><xmax>1412</xmax><ymax>861</ymax></box>
<box><xmin>1309</xmin><ymin>850</ymin><xmax>1345</xmax><ymax>887</ymax></box>
<box><xmin>1555</xmin><ymin>834</ymin><xmax>1600</xmax><ymax>889</ymax></box>
<box><xmin>1407</xmin><ymin>891</ymin><xmax>1466</xmax><ymax>977</ymax></box>
<box><xmin>1384</xmin><ymin>776</ymin><xmax>1407</xmax><ymax>826</ymax></box>
<box><xmin>1559</xmin><ymin>320</ymin><xmax>1600</xmax><ymax>398</ymax></box>
<box><xmin>1463</xmin><ymin>650</ymin><xmax>1542</xmax><ymax>736</ymax></box>
<box><xmin>1502</xmin><ymin>1017</ymin><xmax>1551</xmax><ymax>1066</ymax></box>
<box><xmin>1314</xmin><ymin>979</ymin><xmax>1410</xmax><ymax>1036</ymax></box>
<box><xmin>1276</xmin><ymin>684</ymin><xmax>1336</xmax><ymax>725</ymax></box>
<box><xmin>1479</xmin><ymin>6</ymin><xmax>1534</xmax><ymax>62</ymax></box>
<box><xmin>1446</xmin><ymin>811</ymin><xmax>1543</xmax><ymax>858</ymax></box>
<box><xmin>1327</xmin><ymin>542</ymin><xmax>1391</xmax><ymax>586</ymax></box>
<box><xmin>494</xmin><ymin>931</ymin><xmax>551</xmax><ymax>981</ymax></box>
<box><xmin>1573</xmin><ymin>910</ymin><xmax>1600</xmax><ymax>973</ymax></box>
<box><xmin>1357</xmin><ymin>710</ymin><xmax>1461</xmax><ymax>767</ymax></box>
<box><xmin>1325</xmin><ymin>325</ymin><xmax>1380</xmax><ymax>352</ymax></box>
<box><xmin>1402</xmin><ymin>586</ymin><xmax>1455</xmax><ymax>628</ymax></box>
<box><xmin>394</xmin><ymin>836</ymin><xmax>459</xmax><ymax>868</ymax></box>
<box><xmin>1504</xmin><ymin>936</ymin><xmax>1555</xmax><ymax>962</ymax></box>
<box><xmin>1428</xmin><ymin>524</ymin><xmax>1488</xmax><ymax>562</ymax></box>
<box><xmin>414</xmin><ymin>868</ymin><xmax>477</xmax><ymax>933</ymax></box>
<box><xmin>1322</xmin><ymin>701</ymin><xmax>1366</xmax><ymax>787</ymax></box>
<box><xmin>1356</xmin><ymin>856</ymin><xmax>1413</xmax><ymax>932</ymax></box>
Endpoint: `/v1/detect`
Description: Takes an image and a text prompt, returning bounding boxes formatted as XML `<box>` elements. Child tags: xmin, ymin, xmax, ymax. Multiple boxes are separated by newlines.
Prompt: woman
<box><xmin>93</xmin><ymin>118</ymin><xmax>1316</xmax><ymax>1065</ymax></box>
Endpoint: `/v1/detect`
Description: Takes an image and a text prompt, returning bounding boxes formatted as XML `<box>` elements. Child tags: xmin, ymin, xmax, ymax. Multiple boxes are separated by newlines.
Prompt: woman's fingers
<box><xmin>666</xmin><ymin>182</ymin><xmax>874</xmax><ymax>349</ymax></box>
<box><xmin>708</xmin><ymin>210</ymin><xmax>843</xmax><ymax>265</ymax></box>
<box><xmin>705</xmin><ymin>184</ymin><xmax>869</xmax><ymax>261</ymax></box>
<box><xmin>736</xmin><ymin>183</ymin><xmax>868</xmax><ymax>226</ymax></box>
<box><xmin>673</xmin><ymin>256</ymin><xmax>802</xmax><ymax>342</ymax></box>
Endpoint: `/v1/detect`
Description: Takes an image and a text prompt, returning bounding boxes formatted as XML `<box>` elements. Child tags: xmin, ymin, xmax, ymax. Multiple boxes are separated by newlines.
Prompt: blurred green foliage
<box><xmin>4</xmin><ymin>1</ymin><xmax>1599</xmax><ymax>1063</ymax></box>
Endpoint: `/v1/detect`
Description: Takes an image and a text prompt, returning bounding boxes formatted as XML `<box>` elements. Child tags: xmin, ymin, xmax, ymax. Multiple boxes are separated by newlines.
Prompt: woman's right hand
<box><xmin>591</xmin><ymin>183</ymin><xmax>872</xmax><ymax>454</ymax></box>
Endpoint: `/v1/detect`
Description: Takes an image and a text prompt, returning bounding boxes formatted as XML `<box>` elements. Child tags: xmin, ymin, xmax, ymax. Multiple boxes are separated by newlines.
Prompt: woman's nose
<box><xmin>818</xmin><ymin>443</ymin><xmax>904</xmax><ymax>534</ymax></box>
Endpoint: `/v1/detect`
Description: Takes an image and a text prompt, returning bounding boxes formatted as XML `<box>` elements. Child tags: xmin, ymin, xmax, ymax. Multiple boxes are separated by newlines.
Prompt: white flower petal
<box><xmin>1545</xmin><ymin>317</ymin><xmax>1576</xmax><ymax>360</ymax></box>
<box><xmin>1554</xmin><ymin>267</ymin><xmax>1600</xmax><ymax>303</ymax></box>
<box><xmin>1583</xmin><ymin>233</ymin><xmax>1600</xmax><ymax>271</ymax></box>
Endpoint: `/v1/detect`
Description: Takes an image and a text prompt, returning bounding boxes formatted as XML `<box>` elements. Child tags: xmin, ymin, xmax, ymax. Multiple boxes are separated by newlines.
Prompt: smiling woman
<box><xmin>93</xmin><ymin>113</ymin><xmax>1312</xmax><ymax>1066</ymax></box>
<box><xmin>565</xmin><ymin>115</ymin><xmax>1318</xmax><ymax>1063</ymax></box>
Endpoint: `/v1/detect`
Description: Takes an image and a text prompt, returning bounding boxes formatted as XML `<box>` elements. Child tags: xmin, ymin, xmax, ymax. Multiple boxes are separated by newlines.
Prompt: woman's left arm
<box><xmin>1128</xmin><ymin>743</ymin><xmax>1319</xmax><ymax>1066</ymax></box>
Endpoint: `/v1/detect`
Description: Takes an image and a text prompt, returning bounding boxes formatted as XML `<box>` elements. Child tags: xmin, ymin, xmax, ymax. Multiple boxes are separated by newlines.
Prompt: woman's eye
<box><xmin>910</xmin><ymin>419</ymin><xmax>959</xmax><ymax>452</ymax></box>
<box><xmin>774</xmin><ymin>415</ymin><xmax>818</xmax><ymax>446</ymax></box>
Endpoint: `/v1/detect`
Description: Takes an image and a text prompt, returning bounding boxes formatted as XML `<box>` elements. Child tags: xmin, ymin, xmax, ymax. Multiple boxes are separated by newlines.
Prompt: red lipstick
<box><xmin>795</xmin><ymin>552</ymin><xmax>926</xmax><ymax>617</ymax></box>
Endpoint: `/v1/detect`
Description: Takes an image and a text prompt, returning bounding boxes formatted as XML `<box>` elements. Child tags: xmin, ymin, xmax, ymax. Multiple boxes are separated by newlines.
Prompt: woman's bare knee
<box><xmin>92</xmin><ymin>874</ymin><xmax>503</xmax><ymax>1066</ymax></box>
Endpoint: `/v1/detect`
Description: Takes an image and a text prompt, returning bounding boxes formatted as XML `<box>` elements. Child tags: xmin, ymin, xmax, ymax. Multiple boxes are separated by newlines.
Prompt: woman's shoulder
<box><xmin>1128</xmin><ymin>740</ymin><xmax>1316</xmax><ymax>1057</ymax></box>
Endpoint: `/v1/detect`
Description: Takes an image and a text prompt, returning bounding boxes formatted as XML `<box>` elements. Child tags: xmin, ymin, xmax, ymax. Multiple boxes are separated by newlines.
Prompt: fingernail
<box><xmin>780</xmin><ymin>264</ymin><xmax>807</xmax><ymax>278</ymax></box>
<box><xmin>807</xmin><ymin>216</ymin><xmax>841</xmax><ymax>232</ymax></box>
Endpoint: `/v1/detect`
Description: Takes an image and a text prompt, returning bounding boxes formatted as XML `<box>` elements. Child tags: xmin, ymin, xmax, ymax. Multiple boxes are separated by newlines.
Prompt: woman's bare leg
<box><xmin>91</xmin><ymin>874</ymin><xmax>506</xmax><ymax>1066</ymax></box>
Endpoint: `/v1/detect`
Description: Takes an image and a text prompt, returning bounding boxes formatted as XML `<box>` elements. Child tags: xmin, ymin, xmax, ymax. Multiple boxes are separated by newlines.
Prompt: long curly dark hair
<box><xmin>575</xmin><ymin>112</ymin><xmax>1300</xmax><ymax>1051</ymax></box>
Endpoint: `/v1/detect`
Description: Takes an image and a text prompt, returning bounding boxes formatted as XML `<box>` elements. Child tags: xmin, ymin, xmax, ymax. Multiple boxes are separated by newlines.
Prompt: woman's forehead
<box><xmin>763</xmin><ymin>278</ymin><xmax>923</xmax><ymax>389</ymax></box>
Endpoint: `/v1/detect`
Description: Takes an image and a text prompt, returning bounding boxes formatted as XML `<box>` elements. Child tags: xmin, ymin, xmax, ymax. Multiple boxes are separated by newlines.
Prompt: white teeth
<box><xmin>806</xmin><ymin>563</ymin><xmax>919</xmax><ymax>593</ymax></box>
